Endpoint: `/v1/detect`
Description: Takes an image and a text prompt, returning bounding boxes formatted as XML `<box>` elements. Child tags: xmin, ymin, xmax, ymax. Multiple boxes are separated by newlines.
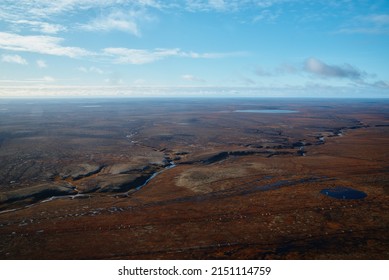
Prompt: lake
<box><xmin>320</xmin><ymin>186</ymin><xmax>367</xmax><ymax>199</ymax></box>
<box><xmin>234</xmin><ymin>109</ymin><xmax>299</xmax><ymax>113</ymax></box>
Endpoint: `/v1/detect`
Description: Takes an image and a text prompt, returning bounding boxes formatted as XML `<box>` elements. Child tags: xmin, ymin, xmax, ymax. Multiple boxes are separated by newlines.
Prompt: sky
<box><xmin>0</xmin><ymin>0</ymin><xmax>388</xmax><ymax>98</ymax></box>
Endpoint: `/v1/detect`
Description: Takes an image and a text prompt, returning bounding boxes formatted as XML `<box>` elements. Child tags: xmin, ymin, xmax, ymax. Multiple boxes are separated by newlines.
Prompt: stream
<box><xmin>0</xmin><ymin>161</ymin><xmax>177</xmax><ymax>214</ymax></box>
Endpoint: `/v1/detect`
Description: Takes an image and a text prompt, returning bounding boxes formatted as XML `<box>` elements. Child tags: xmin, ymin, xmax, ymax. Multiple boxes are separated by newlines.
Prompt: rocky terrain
<box><xmin>0</xmin><ymin>98</ymin><xmax>388</xmax><ymax>259</ymax></box>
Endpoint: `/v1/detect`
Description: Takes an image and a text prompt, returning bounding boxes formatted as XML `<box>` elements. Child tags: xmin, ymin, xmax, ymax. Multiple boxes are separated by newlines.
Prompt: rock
<box><xmin>104</xmin><ymin>163</ymin><xmax>145</xmax><ymax>175</ymax></box>
<box><xmin>0</xmin><ymin>182</ymin><xmax>76</xmax><ymax>204</ymax></box>
<box><xmin>77</xmin><ymin>174</ymin><xmax>152</xmax><ymax>193</ymax></box>
<box><xmin>60</xmin><ymin>163</ymin><xmax>102</xmax><ymax>180</ymax></box>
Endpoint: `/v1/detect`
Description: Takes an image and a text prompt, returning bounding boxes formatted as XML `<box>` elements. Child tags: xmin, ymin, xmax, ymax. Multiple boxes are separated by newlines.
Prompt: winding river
<box><xmin>0</xmin><ymin>161</ymin><xmax>177</xmax><ymax>214</ymax></box>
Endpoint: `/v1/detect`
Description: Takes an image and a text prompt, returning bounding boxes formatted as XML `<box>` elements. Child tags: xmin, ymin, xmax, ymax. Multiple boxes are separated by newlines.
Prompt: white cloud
<box><xmin>362</xmin><ymin>14</ymin><xmax>389</xmax><ymax>25</ymax></box>
<box><xmin>36</xmin><ymin>60</ymin><xmax>47</xmax><ymax>68</ymax></box>
<box><xmin>104</xmin><ymin>48</ymin><xmax>180</xmax><ymax>64</ymax></box>
<box><xmin>0</xmin><ymin>0</ymin><xmax>294</xmax><ymax>38</ymax></box>
<box><xmin>337</xmin><ymin>27</ymin><xmax>389</xmax><ymax>35</ymax></box>
<box><xmin>185</xmin><ymin>0</ymin><xmax>288</xmax><ymax>12</ymax></box>
<box><xmin>133</xmin><ymin>78</ymin><xmax>147</xmax><ymax>85</ymax></box>
<box><xmin>253</xmin><ymin>9</ymin><xmax>280</xmax><ymax>23</ymax></box>
<box><xmin>104</xmin><ymin>78</ymin><xmax>124</xmax><ymax>85</ymax></box>
<box><xmin>90</xmin><ymin>67</ymin><xmax>104</xmax><ymax>74</ymax></box>
<box><xmin>0</xmin><ymin>76</ymin><xmax>56</xmax><ymax>85</ymax></box>
<box><xmin>0</xmin><ymin>0</ymin><xmax>289</xmax><ymax>19</ymax></box>
<box><xmin>255</xmin><ymin>66</ymin><xmax>272</xmax><ymax>76</ymax></box>
<box><xmin>0</xmin><ymin>1</ymin><xmax>162</xmax><ymax>36</ymax></box>
<box><xmin>184</xmin><ymin>51</ymin><xmax>245</xmax><ymax>58</ymax></box>
<box><xmin>0</xmin><ymin>31</ymin><xmax>242</xmax><ymax>65</ymax></box>
<box><xmin>249</xmin><ymin>62</ymin><xmax>298</xmax><ymax>78</ymax></box>
<box><xmin>254</xmin><ymin>0</ymin><xmax>287</xmax><ymax>8</ymax></box>
<box><xmin>240</xmin><ymin>77</ymin><xmax>256</xmax><ymax>85</ymax></box>
<box><xmin>181</xmin><ymin>74</ymin><xmax>205</xmax><ymax>83</ymax></box>
<box><xmin>104</xmin><ymin>47</ymin><xmax>244</xmax><ymax>64</ymax></box>
<box><xmin>2</xmin><ymin>84</ymin><xmax>386</xmax><ymax>98</ymax></box>
<box><xmin>0</xmin><ymin>0</ymin><xmax>164</xmax><ymax>20</ymax></box>
<box><xmin>12</xmin><ymin>20</ymin><xmax>67</xmax><ymax>34</ymax></box>
<box><xmin>0</xmin><ymin>32</ymin><xmax>92</xmax><ymax>58</ymax></box>
<box><xmin>1</xmin><ymin>54</ymin><xmax>28</xmax><ymax>65</ymax></box>
<box><xmin>185</xmin><ymin>0</ymin><xmax>235</xmax><ymax>11</ymax></box>
<box><xmin>42</xmin><ymin>76</ymin><xmax>55</xmax><ymax>82</ymax></box>
<box><xmin>81</xmin><ymin>10</ymin><xmax>142</xmax><ymax>36</ymax></box>
<box><xmin>78</xmin><ymin>66</ymin><xmax>104</xmax><ymax>74</ymax></box>
<box><xmin>372</xmin><ymin>80</ymin><xmax>389</xmax><ymax>88</ymax></box>
<box><xmin>337</xmin><ymin>14</ymin><xmax>389</xmax><ymax>35</ymax></box>
<box><xmin>304</xmin><ymin>57</ymin><xmax>365</xmax><ymax>80</ymax></box>
<box><xmin>276</xmin><ymin>63</ymin><xmax>298</xmax><ymax>74</ymax></box>
<box><xmin>209</xmin><ymin>0</ymin><xmax>226</xmax><ymax>10</ymax></box>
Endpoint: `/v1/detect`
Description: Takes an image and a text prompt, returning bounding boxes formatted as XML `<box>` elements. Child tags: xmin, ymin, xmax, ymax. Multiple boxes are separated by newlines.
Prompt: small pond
<box><xmin>320</xmin><ymin>186</ymin><xmax>367</xmax><ymax>199</ymax></box>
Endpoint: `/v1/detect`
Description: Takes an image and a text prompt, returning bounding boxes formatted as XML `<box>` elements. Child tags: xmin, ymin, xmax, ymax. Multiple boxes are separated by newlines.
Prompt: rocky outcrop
<box><xmin>0</xmin><ymin>182</ymin><xmax>76</xmax><ymax>204</ymax></box>
<box><xmin>60</xmin><ymin>163</ymin><xmax>103</xmax><ymax>180</ymax></box>
<box><xmin>103</xmin><ymin>163</ymin><xmax>146</xmax><ymax>175</ymax></box>
<box><xmin>77</xmin><ymin>174</ymin><xmax>152</xmax><ymax>193</ymax></box>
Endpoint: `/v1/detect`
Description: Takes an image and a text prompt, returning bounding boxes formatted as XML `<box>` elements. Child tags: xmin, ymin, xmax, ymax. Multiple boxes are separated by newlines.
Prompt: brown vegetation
<box><xmin>0</xmin><ymin>98</ymin><xmax>388</xmax><ymax>259</ymax></box>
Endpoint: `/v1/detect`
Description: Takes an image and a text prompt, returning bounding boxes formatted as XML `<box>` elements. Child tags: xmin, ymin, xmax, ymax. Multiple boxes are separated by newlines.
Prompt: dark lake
<box><xmin>320</xmin><ymin>186</ymin><xmax>367</xmax><ymax>199</ymax></box>
<box><xmin>234</xmin><ymin>109</ymin><xmax>299</xmax><ymax>114</ymax></box>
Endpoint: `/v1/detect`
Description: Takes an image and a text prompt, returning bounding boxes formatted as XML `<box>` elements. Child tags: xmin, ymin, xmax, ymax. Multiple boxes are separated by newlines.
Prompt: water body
<box><xmin>134</xmin><ymin>161</ymin><xmax>176</xmax><ymax>191</ymax></box>
<box><xmin>320</xmin><ymin>186</ymin><xmax>367</xmax><ymax>199</ymax></box>
<box><xmin>234</xmin><ymin>109</ymin><xmax>299</xmax><ymax>114</ymax></box>
<box><xmin>80</xmin><ymin>105</ymin><xmax>102</xmax><ymax>108</ymax></box>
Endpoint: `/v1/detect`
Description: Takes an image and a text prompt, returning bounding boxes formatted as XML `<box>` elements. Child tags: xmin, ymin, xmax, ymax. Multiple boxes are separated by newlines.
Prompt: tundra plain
<box><xmin>0</xmin><ymin>98</ymin><xmax>388</xmax><ymax>259</ymax></box>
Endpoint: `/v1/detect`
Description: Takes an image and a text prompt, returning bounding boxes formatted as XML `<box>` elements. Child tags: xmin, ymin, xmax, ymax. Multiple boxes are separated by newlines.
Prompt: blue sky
<box><xmin>0</xmin><ymin>0</ymin><xmax>388</xmax><ymax>97</ymax></box>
